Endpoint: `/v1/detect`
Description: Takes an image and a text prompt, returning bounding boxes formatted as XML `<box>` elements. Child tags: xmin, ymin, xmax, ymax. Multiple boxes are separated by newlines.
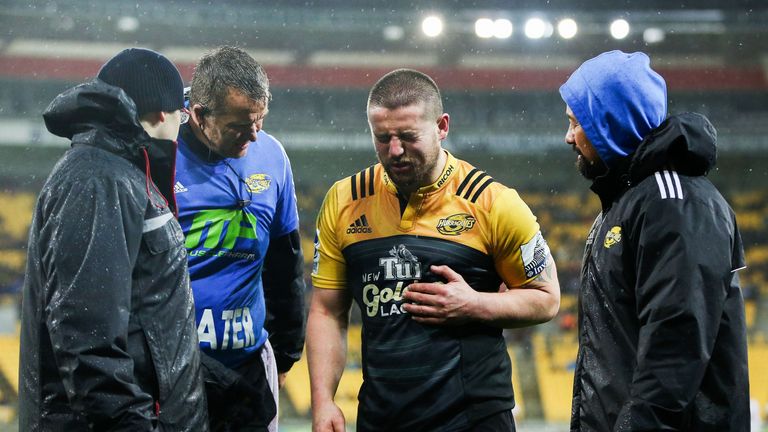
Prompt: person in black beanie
<box><xmin>19</xmin><ymin>47</ymin><xmax>209</xmax><ymax>431</ymax></box>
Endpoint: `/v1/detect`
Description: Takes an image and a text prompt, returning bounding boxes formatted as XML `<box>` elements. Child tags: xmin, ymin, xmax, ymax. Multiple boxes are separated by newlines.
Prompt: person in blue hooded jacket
<box><xmin>559</xmin><ymin>50</ymin><xmax>749</xmax><ymax>431</ymax></box>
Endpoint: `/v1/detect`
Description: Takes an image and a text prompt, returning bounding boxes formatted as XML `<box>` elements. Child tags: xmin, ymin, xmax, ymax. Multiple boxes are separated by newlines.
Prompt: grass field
<box><xmin>276</xmin><ymin>418</ymin><xmax>570</xmax><ymax>432</ymax></box>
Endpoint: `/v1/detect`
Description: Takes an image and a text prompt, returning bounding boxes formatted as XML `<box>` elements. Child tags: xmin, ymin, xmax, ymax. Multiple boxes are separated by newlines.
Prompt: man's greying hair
<box><xmin>189</xmin><ymin>46</ymin><xmax>271</xmax><ymax>112</ymax></box>
<box><xmin>367</xmin><ymin>69</ymin><xmax>443</xmax><ymax>120</ymax></box>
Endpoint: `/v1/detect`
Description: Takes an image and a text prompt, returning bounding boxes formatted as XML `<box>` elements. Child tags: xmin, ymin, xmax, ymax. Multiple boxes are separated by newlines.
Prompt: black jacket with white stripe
<box><xmin>20</xmin><ymin>80</ymin><xmax>208</xmax><ymax>431</ymax></box>
<box><xmin>570</xmin><ymin>113</ymin><xmax>749</xmax><ymax>432</ymax></box>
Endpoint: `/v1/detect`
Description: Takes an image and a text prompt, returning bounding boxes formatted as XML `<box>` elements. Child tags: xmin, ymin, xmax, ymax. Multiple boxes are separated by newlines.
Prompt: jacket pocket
<box><xmin>142</xmin><ymin>212</ymin><xmax>184</xmax><ymax>254</ymax></box>
<box><xmin>129</xmin><ymin>326</ymin><xmax>163</xmax><ymax>402</ymax></box>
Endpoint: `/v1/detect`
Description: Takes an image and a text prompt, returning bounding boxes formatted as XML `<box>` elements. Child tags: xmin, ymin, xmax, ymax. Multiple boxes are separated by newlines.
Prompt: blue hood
<box><xmin>559</xmin><ymin>50</ymin><xmax>667</xmax><ymax>168</ymax></box>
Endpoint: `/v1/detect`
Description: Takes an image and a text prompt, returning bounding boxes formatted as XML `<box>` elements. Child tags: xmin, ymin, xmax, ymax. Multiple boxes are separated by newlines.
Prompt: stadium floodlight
<box><xmin>610</xmin><ymin>19</ymin><xmax>630</xmax><ymax>39</ymax></box>
<box><xmin>643</xmin><ymin>27</ymin><xmax>665</xmax><ymax>44</ymax></box>
<box><xmin>557</xmin><ymin>18</ymin><xmax>578</xmax><ymax>39</ymax></box>
<box><xmin>383</xmin><ymin>25</ymin><xmax>405</xmax><ymax>41</ymax></box>
<box><xmin>493</xmin><ymin>19</ymin><xmax>513</xmax><ymax>39</ymax></box>
<box><xmin>422</xmin><ymin>16</ymin><xmax>444</xmax><ymax>38</ymax></box>
<box><xmin>116</xmin><ymin>16</ymin><xmax>139</xmax><ymax>33</ymax></box>
<box><xmin>475</xmin><ymin>18</ymin><xmax>495</xmax><ymax>39</ymax></box>
<box><xmin>524</xmin><ymin>17</ymin><xmax>552</xmax><ymax>39</ymax></box>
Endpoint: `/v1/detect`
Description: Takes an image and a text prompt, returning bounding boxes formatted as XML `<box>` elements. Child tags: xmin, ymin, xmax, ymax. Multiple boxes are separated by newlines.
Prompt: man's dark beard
<box><xmin>577</xmin><ymin>156</ymin><xmax>607</xmax><ymax>180</ymax></box>
<box><xmin>384</xmin><ymin>165</ymin><xmax>419</xmax><ymax>193</ymax></box>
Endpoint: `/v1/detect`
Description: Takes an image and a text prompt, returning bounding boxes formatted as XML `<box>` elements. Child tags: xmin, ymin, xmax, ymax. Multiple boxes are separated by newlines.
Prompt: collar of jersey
<box><xmin>382</xmin><ymin>150</ymin><xmax>457</xmax><ymax>196</ymax></box>
<box><xmin>180</xmin><ymin>123</ymin><xmax>227</xmax><ymax>165</ymax></box>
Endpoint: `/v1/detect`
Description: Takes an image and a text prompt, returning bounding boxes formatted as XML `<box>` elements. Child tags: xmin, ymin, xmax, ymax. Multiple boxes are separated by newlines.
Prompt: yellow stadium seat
<box><xmin>507</xmin><ymin>347</ymin><xmax>525</xmax><ymax>419</ymax></box>
<box><xmin>0</xmin><ymin>333</ymin><xmax>20</xmax><ymax>403</ymax></box>
<box><xmin>0</xmin><ymin>192</ymin><xmax>35</xmax><ymax>240</ymax></box>
<box><xmin>335</xmin><ymin>368</ymin><xmax>362</xmax><ymax>424</ymax></box>
<box><xmin>282</xmin><ymin>354</ymin><xmax>311</xmax><ymax>416</ymax></box>
<box><xmin>533</xmin><ymin>333</ymin><xmax>577</xmax><ymax>423</ymax></box>
<box><xmin>281</xmin><ymin>325</ymin><xmax>365</xmax><ymax>421</ymax></box>
<box><xmin>745</xmin><ymin>300</ymin><xmax>757</xmax><ymax>329</ymax></box>
<box><xmin>749</xmin><ymin>341</ymin><xmax>768</xmax><ymax>419</ymax></box>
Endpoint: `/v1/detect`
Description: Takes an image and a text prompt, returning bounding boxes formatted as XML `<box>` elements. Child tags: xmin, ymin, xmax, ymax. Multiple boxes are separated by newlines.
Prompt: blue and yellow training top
<box><xmin>176</xmin><ymin>124</ymin><xmax>300</xmax><ymax>369</ymax></box>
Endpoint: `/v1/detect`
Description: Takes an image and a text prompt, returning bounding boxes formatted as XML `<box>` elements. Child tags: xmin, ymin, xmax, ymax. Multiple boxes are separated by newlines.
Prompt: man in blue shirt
<box><xmin>176</xmin><ymin>46</ymin><xmax>306</xmax><ymax>431</ymax></box>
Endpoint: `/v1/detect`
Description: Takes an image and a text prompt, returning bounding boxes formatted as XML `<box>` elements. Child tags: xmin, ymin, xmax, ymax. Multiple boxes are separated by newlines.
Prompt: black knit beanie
<box><xmin>97</xmin><ymin>48</ymin><xmax>184</xmax><ymax>116</ymax></box>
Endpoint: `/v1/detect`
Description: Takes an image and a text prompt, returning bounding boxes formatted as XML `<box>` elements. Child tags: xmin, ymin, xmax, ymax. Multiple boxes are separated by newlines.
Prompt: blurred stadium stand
<box><xmin>1</xmin><ymin>0</ymin><xmax>766</xmax><ymax>428</ymax></box>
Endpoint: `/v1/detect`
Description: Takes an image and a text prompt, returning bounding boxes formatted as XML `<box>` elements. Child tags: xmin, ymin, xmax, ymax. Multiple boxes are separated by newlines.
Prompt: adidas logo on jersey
<box><xmin>347</xmin><ymin>214</ymin><xmax>373</xmax><ymax>234</ymax></box>
<box><xmin>174</xmin><ymin>181</ymin><xmax>188</xmax><ymax>193</ymax></box>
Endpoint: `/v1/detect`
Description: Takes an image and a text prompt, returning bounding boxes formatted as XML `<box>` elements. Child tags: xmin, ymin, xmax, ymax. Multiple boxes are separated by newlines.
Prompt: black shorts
<box><xmin>207</xmin><ymin>347</ymin><xmax>276</xmax><ymax>432</ymax></box>
<box><xmin>471</xmin><ymin>409</ymin><xmax>516</xmax><ymax>432</ymax></box>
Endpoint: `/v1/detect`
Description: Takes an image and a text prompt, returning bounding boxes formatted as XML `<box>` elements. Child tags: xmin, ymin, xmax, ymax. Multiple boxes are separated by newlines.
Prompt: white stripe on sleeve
<box><xmin>663</xmin><ymin>170</ymin><xmax>676</xmax><ymax>199</ymax></box>
<box><xmin>672</xmin><ymin>171</ymin><xmax>684</xmax><ymax>199</ymax></box>
<box><xmin>654</xmin><ymin>172</ymin><xmax>668</xmax><ymax>199</ymax></box>
<box><xmin>143</xmin><ymin>212</ymin><xmax>174</xmax><ymax>233</ymax></box>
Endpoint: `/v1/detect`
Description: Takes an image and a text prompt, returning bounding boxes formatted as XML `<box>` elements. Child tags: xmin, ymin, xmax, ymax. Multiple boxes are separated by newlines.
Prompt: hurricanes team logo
<box><xmin>245</xmin><ymin>174</ymin><xmax>271</xmax><ymax>193</ymax></box>
<box><xmin>604</xmin><ymin>226</ymin><xmax>622</xmax><ymax>248</ymax></box>
<box><xmin>436</xmin><ymin>213</ymin><xmax>476</xmax><ymax>236</ymax></box>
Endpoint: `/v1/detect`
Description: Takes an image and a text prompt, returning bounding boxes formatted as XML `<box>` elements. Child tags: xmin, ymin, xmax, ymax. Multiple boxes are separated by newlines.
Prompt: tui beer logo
<box><xmin>379</xmin><ymin>244</ymin><xmax>422</xmax><ymax>280</ymax></box>
<box><xmin>362</xmin><ymin>244</ymin><xmax>422</xmax><ymax>318</ymax></box>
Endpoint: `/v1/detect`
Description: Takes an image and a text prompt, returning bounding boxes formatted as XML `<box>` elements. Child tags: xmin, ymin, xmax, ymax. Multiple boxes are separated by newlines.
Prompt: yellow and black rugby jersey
<box><xmin>312</xmin><ymin>151</ymin><xmax>549</xmax><ymax>431</ymax></box>
<box><xmin>313</xmin><ymin>151</ymin><xmax>547</xmax><ymax>290</ymax></box>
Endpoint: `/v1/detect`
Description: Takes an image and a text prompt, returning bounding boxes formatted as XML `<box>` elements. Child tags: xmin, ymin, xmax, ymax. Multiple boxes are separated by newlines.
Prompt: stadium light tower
<box><xmin>475</xmin><ymin>18</ymin><xmax>495</xmax><ymax>39</ymax></box>
<box><xmin>610</xmin><ymin>19</ymin><xmax>630</xmax><ymax>39</ymax></box>
<box><xmin>383</xmin><ymin>25</ymin><xmax>405</xmax><ymax>41</ymax></box>
<box><xmin>475</xmin><ymin>18</ymin><xmax>513</xmax><ymax>39</ymax></box>
<box><xmin>557</xmin><ymin>18</ymin><xmax>578</xmax><ymax>39</ymax></box>
<box><xmin>422</xmin><ymin>15</ymin><xmax>444</xmax><ymax>38</ymax></box>
<box><xmin>116</xmin><ymin>16</ymin><xmax>139</xmax><ymax>33</ymax></box>
<box><xmin>643</xmin><ymin>27</ymin><xmax>665</xmax><ymax>44</ymax></box>
<box><xmin>524</xmin><ymin>17</ymin><xmax>553</xmax><ymax>39</ymax></box>
<box><xmin>493</xmin><ymin>19</ymin><xmax>513</xmax><ymax>39</ymax></box>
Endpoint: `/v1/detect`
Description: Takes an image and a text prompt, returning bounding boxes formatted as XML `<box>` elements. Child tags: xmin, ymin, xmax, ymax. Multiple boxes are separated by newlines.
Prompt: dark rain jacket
<box><xmin>19</xmin><ymin>80</ymin><xmax>209</xmax><ymax>431</ymax></box>
<box><xmin>571</xmin><ymin>113</ymin><xmax>749</xmax><ymax>432</ymax></box>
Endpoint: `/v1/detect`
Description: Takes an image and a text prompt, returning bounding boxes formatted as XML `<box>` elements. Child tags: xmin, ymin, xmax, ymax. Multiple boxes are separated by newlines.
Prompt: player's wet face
<box><xmin>197</xmin><ymin>88</ymin><xmax>268</xmax><ymax>159</ymax></box>
<box><xmin>565</xmin><ymin>105</ymin><xmax>605</xmax><ymax>180</ymax></box>
<box><xmin>369</xmin><ymin>102</ymin><xmax>448</xmax><ymax>194</ymax></box>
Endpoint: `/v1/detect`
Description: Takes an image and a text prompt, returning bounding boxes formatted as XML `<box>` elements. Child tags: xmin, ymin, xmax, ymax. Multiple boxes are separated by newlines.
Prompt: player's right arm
<box><xmin>307</xmin><ymin>184</ymin><xmax>351</xmax><ymax>432</ymax></box>
<box><xmin>307</xmin><ymin>287</ymin><xmax>352</xmax><ymax>432</ymax></box>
